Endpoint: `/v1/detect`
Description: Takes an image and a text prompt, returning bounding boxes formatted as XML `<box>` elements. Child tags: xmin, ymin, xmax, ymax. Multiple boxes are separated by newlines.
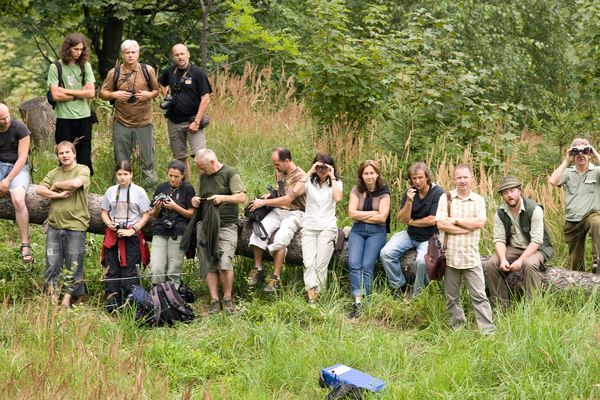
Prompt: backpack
<box><xmin>112</xmin><ymin>63</ymin><xmax>153</xmax><ymax>95</ymax></box>
<box><xmin>128</xmin><ymin>282</ymin><xmax>195</xmax><ymax>326</ymax></box>
<box><xmin>46</xmin><ymin>60</ymin><xmax>85</xmax><ymax>109</ymax></box>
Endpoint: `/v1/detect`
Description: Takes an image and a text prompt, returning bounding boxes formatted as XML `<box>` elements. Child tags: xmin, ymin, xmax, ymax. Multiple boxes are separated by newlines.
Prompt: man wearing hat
<box><xmin>484</xmin><ymin>176</ymin><xmax>553</xmax><ymax>310</ymax></box>
<box><xmin>549</xmin><ymin>138</ymin><xmax>600</xmax><ymax>272</ymax></box>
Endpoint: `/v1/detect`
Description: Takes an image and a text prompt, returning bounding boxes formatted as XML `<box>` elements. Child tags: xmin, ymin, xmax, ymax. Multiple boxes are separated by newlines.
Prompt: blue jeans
<box><xmin>44</xmin><ymin>227</ymin><xmax>87</xmax><ymax>296</ymax></box>
<box><xmin>380</xmin><ymin>230</ymin><xmax>430</xmax><ymax>295</ymax></box>
<box><xmin>347</xmin><ymin>222</ymin><xmax>387</xmax><ymax>298</ymax></box>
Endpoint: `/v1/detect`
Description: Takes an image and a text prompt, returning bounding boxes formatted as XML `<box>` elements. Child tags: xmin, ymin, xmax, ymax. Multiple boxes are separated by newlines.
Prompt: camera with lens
<box><xmin>116</xmin><ymin>221</ymin><xmax>128</xmax><ymax>230</ymax></box>
<box><xmin>160</xmin><ymin>95</ymin><xmax>173</xmax><ymax>111</ymax></box>
<box><xmin>164</xmin><ymin>219</ymin><xmax>174</xmax><ymax>229</ymax></box>
<box><xmin>154</xmin><ymin>193</ymin><xmax>169</xmax><ymax>202</ymax></box>
<box><xmin>569</xmin><ymin>147</ymin><xmax>591</xmax><ymax>156</ymax></box>
<box><xmin>127</xmin><ymin>90</ymin><xmax>138</xmax><ymax>104</ymax></box>
<box><xmin>316</xmin><ymin>163</ymin><xmax>328</xmax><ymax>172</ymax></box>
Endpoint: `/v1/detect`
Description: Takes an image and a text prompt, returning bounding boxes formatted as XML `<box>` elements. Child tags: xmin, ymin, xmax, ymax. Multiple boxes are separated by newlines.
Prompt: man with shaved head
<box><xmin>0</xmin><ymin>104</ymin><xmax>32</xmax><ymax>263</ymax></box>
<box><xmin>159</xmin><ymin>44</ymin><xmax>212</xmax><ymax>181</ymax></box>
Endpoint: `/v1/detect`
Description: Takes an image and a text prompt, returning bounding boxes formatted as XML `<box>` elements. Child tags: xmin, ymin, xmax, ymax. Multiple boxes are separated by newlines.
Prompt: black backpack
<box><xmin>128</xmin><ymin>282</ymin><xmax>195</xmax><ymax>326</ymax></box>
<box><xmin>46</xmin><ymin>60</ymin><xmax>85</xmax><ymax>109</ymax></box>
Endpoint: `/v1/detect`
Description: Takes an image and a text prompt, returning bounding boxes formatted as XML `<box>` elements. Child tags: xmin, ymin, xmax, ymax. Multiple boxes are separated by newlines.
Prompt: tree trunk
<box><xmin>2</xmin><ymin>185</ymin><xmax>599</xmax><ymax>291</ymax></box>
<box><xmin>98</xmin><ymin>16</ymin><xmax>124</xmax><ymax>79</ymax></box>
<box><xmin>18</xmin><ymin>97</ymin><xmax>55</xmax><ymax>145</ymax></box>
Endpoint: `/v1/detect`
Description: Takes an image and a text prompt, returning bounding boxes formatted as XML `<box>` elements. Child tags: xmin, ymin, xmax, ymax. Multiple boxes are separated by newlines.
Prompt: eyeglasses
<box><xmin>569</xmin><ymin>147</ymin><xmax>592</xmax><ymax>156</ymax></box>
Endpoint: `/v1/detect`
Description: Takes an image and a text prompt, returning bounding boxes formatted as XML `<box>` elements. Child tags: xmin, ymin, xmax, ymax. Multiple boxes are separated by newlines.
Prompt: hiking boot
<box><xmin>247</xmin><ymin>267</ymin><xmax>265</xmax><ymax>286</ymax></box>
<box><xmin>208</xmin><ymin>299</ymin><xmax>221</xmax><ymax>314</ymax></box>
<box><xmin>348</xmin><ymin>302</ymin><xmax>362</xmax><ymax>319</ymax></box>
<box><xmin>223</xmin><ymin>298</ymin><xmax>235</xmax><ymax>315</ymax></box>
<box><xmin>263</xmin><ymin>274</ymin><xmax>281</xmax><ymax>294</ymax></box>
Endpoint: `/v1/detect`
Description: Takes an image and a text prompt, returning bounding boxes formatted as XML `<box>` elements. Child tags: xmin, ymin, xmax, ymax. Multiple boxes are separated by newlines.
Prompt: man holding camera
<box><xmin>246</xmin><ymin>148</ymin><xmax>306</xmax><ymax>293</ymax></box>
<box><xmin>549</xmin><ymin>138</ymin><xmax>600</xmax><ymax>272</ymax></box>
<box><xmin>100</xmin><ymin>39</ymin><xmax>160</xmax><ymax>189</ymax></box>
<box><xmin>159</xmin><ymin>43</ymin><xmax>212</xmax><ymax>182</ymax></box>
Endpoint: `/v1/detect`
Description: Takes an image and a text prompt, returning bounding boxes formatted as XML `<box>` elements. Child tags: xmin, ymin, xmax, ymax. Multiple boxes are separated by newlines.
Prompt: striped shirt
<box><xmin>435</xmin><ymin>189</ymin><xmax>486</xmax><ymax>269</ymax></box>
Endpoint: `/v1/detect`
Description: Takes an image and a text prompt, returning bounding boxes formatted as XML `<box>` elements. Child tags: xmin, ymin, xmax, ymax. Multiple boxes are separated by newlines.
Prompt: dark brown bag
<box><xmin>425</xmin><ymin>193</ymin><xmax>451</xmax><ymax>281</ymax></box>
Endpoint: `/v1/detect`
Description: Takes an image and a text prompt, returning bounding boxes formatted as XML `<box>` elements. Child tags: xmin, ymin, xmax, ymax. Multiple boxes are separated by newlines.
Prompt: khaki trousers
<box><xmin>444</xmin><ymin>265</ymin><xmax>495</xmax><ymax>333</ymax></box>
<box><xmin>484</xmin><ymin>246</ymin><xmax>545</xmax><ymax>310</ymax></box>
<box><xmin>564</xmin><ymin>211</ymin><xmax>600</xmax><ymax>271</ymax></box>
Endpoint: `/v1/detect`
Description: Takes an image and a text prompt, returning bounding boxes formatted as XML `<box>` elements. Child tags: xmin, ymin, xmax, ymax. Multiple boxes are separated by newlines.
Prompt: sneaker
<box><xmin>208</xmin><ymin>299</ymin><xmax>221</xmax><ymax>314</ymax></box>
<box><xmin>223</xmin><ymin>298</ymin><xmax>235</xmax><ymax>315</ymax></box>
<box><xmin>247</xmin><ymin>267</ymin><xmax>265</xmax><ymax>286</ymax></box>
<box><xmin>263</xmin><ymin>274</ymin><xmax>281</xmax><ymax>293</ymax></box>
<box><xmin>348</xmin><ymin>302</ymin><xmax>362</xmax><ymax>319</ymax></box>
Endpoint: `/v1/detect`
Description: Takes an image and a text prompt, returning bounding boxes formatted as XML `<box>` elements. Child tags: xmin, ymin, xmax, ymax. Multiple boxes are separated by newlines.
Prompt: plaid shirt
<box><xmin>435</xmin><ymin>189</ymin><xmax>486</xmax><ymax>269</ymax></box>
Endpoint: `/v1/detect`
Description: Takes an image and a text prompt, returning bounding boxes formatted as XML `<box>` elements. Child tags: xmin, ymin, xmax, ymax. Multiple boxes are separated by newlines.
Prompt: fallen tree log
<box><xmin>18</xmin><ymin>97</ymin><xmax>55</xmax><ymax>146</ymax></box>
<box><xmin>2</xmin><ymin>185</ymin><xmax>599</xmax><ymax>291</ymax></box>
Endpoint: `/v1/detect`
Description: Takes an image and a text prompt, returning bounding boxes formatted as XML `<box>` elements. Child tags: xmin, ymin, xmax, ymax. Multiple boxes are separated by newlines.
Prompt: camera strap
<box><xmin>113</xmin><ymin>184</ymin><xmax>131</xmax><ymax>227</ymax></box>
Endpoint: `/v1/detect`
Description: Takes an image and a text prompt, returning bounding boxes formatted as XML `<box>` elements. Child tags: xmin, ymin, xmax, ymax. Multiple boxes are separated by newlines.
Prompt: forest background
<box><xmin>0</xmin><ymin>0</ymin><xmax>598</xmax><ymax>398</ymax></box>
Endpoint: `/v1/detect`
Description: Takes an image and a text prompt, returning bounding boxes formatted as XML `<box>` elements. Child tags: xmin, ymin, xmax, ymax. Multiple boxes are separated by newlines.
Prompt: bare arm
<box><xmin>348</xmin><ymin>191</ymin><xmax>378</xmax><ymax>222</ymax></box>
<box><xmin>436</xmin><ymin>219</ymin><xmax>471</xmax><ymax>235</ymax></box>
<box><xmin>208</xmin><ymin>191</ymin><xmax>247</xmax><ymax>206</ymax></box>
<box><xmin>62</xmin><ymin>83</ymin><xmax>95</xmax><ymax>99</ymax></box>
<box><xmin>36</xmin><ymin>184</ymin><xmax>72</xmax><ymax>200</ymax></box>
<box><xmin>188</xmin><ymin>94</ymin><xmax>210</xmax><ymax>133</ymax></box>
<box><xmin>455</xmin><ymin>217</ymin><xmax>486</xmax><ymax>230</ymax></box>
<box><xmin>397</xmin><ymin>190</ymin><xmax>414</xmax><ymax>224</ymax></box>
<box><xmin>549</xmin><ymin>147</ymin><xmax>574</xmax><ymax>186</ymax></box>
<box><xmin>51</xmin><ymin>178</ymin><xmax>83</xmax><ymax>192</ymax></box>
<box><xmin>409</xmin><ymin>215</ymin><xmax>436</xmax><ymax>228</ymax></box>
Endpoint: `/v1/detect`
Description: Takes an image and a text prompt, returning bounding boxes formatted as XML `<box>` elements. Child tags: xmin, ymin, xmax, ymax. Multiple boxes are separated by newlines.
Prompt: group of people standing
<box><xmin>0</xmin><ymin>32</ymin><xmax>597</xmax><ymax>329</ymax></box>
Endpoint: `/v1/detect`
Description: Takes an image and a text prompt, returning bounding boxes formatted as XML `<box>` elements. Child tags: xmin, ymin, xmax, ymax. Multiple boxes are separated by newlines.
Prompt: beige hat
<box><xmin>498</xmin><ymin>175</ymin><xmax>522</xmax><ymax>193</ymax></box>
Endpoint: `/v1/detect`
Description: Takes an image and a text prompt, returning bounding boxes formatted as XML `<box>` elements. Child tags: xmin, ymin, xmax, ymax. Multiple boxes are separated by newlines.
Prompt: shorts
<box><xmin>197</xmin><ymin>223</ymin><xmax>238</xmax><ymax>273</ymax></box>
<box><xmin>0</xmin><ymin>162</ymin><xmax>29</xmax><ymax>191</ymax></box>
<box><xmin>167</xmin><ymin>119</ymin><xmax>206</xmax><ymax>159</ymax></box>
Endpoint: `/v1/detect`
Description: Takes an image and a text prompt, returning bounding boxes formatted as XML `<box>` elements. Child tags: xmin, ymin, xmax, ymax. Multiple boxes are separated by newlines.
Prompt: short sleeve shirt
<box><xmin>492</xmin><ymin>200</ymin><xmax>544</xmax><ymax>249</ymax></box>
<box><xmin>303</xmin><ymin>179</ymin><xmax>343</xmax><ymax>230</ymax></box>
<box><xmin>400</xmin><ymin>183</ymin><xmax>445</xmax><ymax>242</ymax></box>
<box><xmin>158</xmin><ymin>63</ymin><xmax>212</xmax><ymax>123</ymax></box>
<box><xmin>151</xmin><ymin>181</ymin><xmax>195</xmax><ymax>236</ymax></box>
<box><xmin>559</xmin><ymin>164</ymin><xmax>600</xmax><ymax>221</ymax></box>
<box><xmin>101</xmin><ymin>63</ymin><xmax>159</xmax><ymax>127</ymax></box>
<box><xmin>0</xmin><ymin>119</ymin><xmax>29</xmax><ymax>164</ymax></box>
<box><xmin>276</xmin><ymin>166</ymin><xmax>306</xmax><ymax>211</ymax></box>
<box><xmin>101</xmin><ymin>183</ymin><xmax>151</xmax><ymax>227</ymax></box>
<box><xmin>435</xmin><ymin>189</ymin><xmax>486</xmax><ymax>269</ymax></box>
<box><xmin>47</xmin><ymin>61</ymin><xmax>95</xmax><ymax>119</ymax></box>
<box><xmin>199</xmin><ymin>165</ymin><xmax>246</xmax><ymax>227</ymax></box>
<box><xmin>41</xmin><ymin>164</ymin><xmax>90</xmax><ymax>231</ymax></box>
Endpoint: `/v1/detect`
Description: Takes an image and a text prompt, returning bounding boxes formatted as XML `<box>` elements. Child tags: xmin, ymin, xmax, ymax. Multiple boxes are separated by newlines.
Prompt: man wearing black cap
<box><xmin>485</xmin><ymin>176</ymin><xmax>553</xmax><ymax>310</ymax></box>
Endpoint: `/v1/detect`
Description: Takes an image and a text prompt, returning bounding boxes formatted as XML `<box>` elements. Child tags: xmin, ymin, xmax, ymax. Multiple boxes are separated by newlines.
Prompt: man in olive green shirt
<box><xmin>37</xmin><ymin>141</ymin><xmax>90</xmax><ymax>307</ymax></box>
<box><xmin>485</xmin><ymin>176</ymin><xmax>553</xmax><ymax>310</ymax></box>
<box><xmin>191</xmin><ymin>148</ymin><xmax>246</xmax><ymax>314</ymax></box>
<box><xmin>549</xmin><ymin>138</ymin><xmax>600</xmax><ymax>272</ymax></box>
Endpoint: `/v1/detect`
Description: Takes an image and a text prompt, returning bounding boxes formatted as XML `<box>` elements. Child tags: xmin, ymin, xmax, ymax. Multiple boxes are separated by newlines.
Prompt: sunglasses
<box><xmin>569</xmin><ymin>147</ymin><xmax>592</xmax><ymax>156</ymax></box>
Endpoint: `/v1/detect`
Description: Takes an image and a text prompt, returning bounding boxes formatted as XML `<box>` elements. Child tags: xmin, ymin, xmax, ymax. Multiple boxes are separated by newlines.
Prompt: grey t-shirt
<box><xmin>101</xmin><ymin>183</ymin><xmax>151</xmax><ymax>226</ymax></box>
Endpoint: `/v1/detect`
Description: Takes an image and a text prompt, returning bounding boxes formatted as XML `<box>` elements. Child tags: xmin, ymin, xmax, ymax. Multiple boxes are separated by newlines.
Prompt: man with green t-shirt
<box><xmin>191</xmin><ymin>148</ymin><xmax>246</xmax><ymax>314</ymax></box>
<box><xmin>47</xmin><ymin>33</ymin><xmax>96</xmax><ymax>175</ymax></box>
<box><xmin>37</xmin><ymin>141</ymin><xmax>90</xmax><ymax>308</ymax></box>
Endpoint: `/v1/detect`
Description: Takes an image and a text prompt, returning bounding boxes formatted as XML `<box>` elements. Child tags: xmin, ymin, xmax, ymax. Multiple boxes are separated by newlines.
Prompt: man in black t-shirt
<box><xmin>159</xmin><ymin>43</ymin><xmax>212</xmax><ymax>181</ymax></box>
<box><xmin>380</xmin><ymin>162</ymin><xmax>445</xmax><ymax>297</ymax></box>
<box><xmin>0</xmin><ymin>104</ymin><xmax>32</xmax><ymax>263</ymax></box>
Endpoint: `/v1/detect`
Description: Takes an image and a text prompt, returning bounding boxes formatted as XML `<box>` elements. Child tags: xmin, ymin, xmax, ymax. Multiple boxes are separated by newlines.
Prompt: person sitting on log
<box><xmin>246</xmin><ymin>147</ymin><xmax>306</xmax><ymax>294</ymax></box>
<box><xmin>186</xmin><ymin>149</ymin><xmax>246</xmax><ymax>314</ymax></box>
<box><xmin>36</xmin><ymin>141</ymin><xmax>90</xmax><ymax>307</ymax></box>
<box><xmin>149</xmin><ymin>160</ymin><xmax>195</xmax><ymax>290</ymax></box>
<box><xmin>484</xmin><ymin>176</ymin><xmax>554</xmax><ymax>310</ymax></box>
<box><xmin>0</xmin><ymin>103</ymin><xmax>32</xmax><ymax>263</ymax></box>
<box><xmin>380</xmin><ymin>162</ymin><xmax>445</xmax><ymax>298</ymax></box>
<box><xmin>549</xmin><ymin>138</ymin><xmax>600</xmax><ymax>273</ymax></box>
<box><xmin>100</xmin><ymin>160</ymin><xmax>151</xmax><ymax>313</ymax></box>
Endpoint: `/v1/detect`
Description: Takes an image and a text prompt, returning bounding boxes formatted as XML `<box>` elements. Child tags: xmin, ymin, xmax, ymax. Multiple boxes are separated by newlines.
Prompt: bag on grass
<box><xmin>150</xmin><ymin>282</ymin><xmax>195</xmax><ymax>326</ymax></box>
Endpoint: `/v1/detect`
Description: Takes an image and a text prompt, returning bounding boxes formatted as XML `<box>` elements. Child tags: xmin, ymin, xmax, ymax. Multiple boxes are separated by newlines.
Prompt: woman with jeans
<box><xmin>347</xmin><ymin>160</ymin><xmax>390</xmax><ymax>318</ymax></box>
<box><xmin>291</xmin><ymin>153</ymin><xmax>343</xmax><ymax>305</ymax></box>
<box><xmin>150</xmin><ymin>160</ymin><xmax>195</xmax><ymax>289</ymax></box>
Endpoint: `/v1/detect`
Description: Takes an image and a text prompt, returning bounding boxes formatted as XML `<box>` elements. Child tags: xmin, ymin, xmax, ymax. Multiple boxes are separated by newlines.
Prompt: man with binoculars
<box><xmin>549</xmin><ymin>138</ymin><xmax>600</xmax><ymax>272</ymax></box>
<box><xmin>100</xmin><ymin>39</ymin><xmax>160</xmax><ymax>189</ymax></box>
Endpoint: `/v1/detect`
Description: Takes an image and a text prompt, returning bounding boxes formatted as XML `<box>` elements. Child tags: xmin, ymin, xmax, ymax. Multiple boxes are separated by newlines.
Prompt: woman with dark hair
<box><xmin>100</xmin><ymin>161</ymin><xmax>151</xmax><ymax>312</ymax></box>
<box><xmin>291</xmin><ymin>153</ymin><xmax>343</xmax><ymax>305</ymax></box>
<box><xmin>347</xmin><ymin>159</ymin><xmax>390</xmax><ymax>318</ymax></box>
<box><xmin>150</xmin><ymin>160</ymin><xmax>195</xmax><ymax>289</ymax></box>
<box><xmin>47</xmin><ymin>33</ymin><xmax>96</xmax><ymax>175</ymax></box>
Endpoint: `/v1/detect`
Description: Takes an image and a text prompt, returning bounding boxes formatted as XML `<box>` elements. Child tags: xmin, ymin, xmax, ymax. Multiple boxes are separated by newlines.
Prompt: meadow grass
<box><xmin>0</xmin><ymin>65</ymin><xmax>598</xmax><ymax>398</ymax></box>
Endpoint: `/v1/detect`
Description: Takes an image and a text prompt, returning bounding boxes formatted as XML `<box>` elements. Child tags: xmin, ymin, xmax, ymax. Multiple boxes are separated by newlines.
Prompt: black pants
<box><xmin>103</xmin><ymin>235</ymin><xmax>141</xmax><ymax>296</ymax></box>
<box><xmin>55</xmin><ymin>117</ymin><xmax>94</xmax><ymax>176</ymax></box>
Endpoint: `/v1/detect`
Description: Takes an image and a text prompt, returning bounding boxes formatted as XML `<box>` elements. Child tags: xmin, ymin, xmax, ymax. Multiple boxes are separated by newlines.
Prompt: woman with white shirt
<box><xmin>292</xmin><ymin>153</ymin><xmax>343</xmax><ymax>305</ymax></box>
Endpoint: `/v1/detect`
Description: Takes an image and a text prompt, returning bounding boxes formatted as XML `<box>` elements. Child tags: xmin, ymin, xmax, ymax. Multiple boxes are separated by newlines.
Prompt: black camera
<box><xmin>316</xmin><ymin>163</ymin><xmax>328</xmax><ymax>172</ymax></box>
<box><xmin>569</xmin><ymin>147</ymin><xmax>591</xmax><ymax>156</ymax></box>
<box><xmin>160</xmin><ymin>95</ymin><xmax>173</xmax><ymax>110</ymax></box>
<box><xmin>154</xmin><ymin>193</ymin><xmax>169</xmax><ymax>202</ymax></box>
<box><xmin>127</xmin><ymin>90</ymin><xmax>137</xmax><ymax>104</ymax></box>
<box><xmin>164</xmin><ymin>219</ymin><xmax>174</xmax><ymax>229</ymax></box>
<box><xmin>116</xmin><ymin>221</ymin><xmax>127</xmax><ymax>230</ymax></box>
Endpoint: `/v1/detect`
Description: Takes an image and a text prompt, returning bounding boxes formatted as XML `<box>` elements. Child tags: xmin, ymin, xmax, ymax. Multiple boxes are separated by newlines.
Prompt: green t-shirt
<box><xmin>47</xmin><ymin>61</ymin><xmax>95</xmax><ymax>119</ymax></box>
<box><xmin>199</xmin><ymin>165</ymin><xmax>245</xmax><ymax>227</ymax></box>
<box><xmin>41</xmin><ymin>164</ymin><xmax>91</xmax><ymax>231</ymax></box>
